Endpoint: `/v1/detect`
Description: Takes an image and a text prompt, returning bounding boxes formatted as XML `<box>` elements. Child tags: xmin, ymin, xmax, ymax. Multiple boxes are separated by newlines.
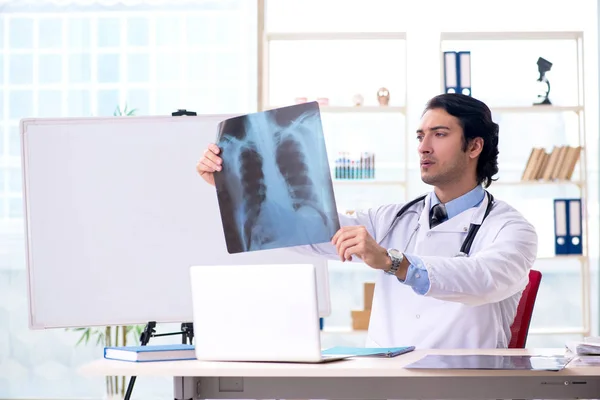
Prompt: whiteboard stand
<box><xmin>124</xmin><ymin>320</ymin><xmax>194</xmax><ymax>400</ymax></box>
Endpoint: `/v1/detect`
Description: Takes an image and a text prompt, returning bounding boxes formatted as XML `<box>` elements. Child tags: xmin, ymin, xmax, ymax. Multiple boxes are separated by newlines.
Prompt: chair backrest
<box><xmin>508</xmin><ymin>269</ymin><xmax>542</xmax><ymax>349</ymax></box>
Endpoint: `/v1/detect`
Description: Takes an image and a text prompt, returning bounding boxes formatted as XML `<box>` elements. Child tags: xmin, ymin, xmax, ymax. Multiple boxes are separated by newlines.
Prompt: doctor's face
<box><xmin>417</xmin><ymin>108</ymin><xmax>471</xmax><ymax>187</ymax></box>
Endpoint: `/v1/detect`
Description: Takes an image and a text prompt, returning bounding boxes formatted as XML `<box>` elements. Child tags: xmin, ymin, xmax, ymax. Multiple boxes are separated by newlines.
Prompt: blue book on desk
<box><xmin>322</xmin><ymin>346</ymin><xmax>415</xmax><ymax>358</ymax></box>
<box><xmin>104</xmin><ymin>344</ymin><xmax>195</xmax><ymax>362</ymax></box>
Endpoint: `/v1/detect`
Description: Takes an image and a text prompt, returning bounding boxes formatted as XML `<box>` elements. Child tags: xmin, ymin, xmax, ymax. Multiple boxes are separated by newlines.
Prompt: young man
<box><xmin>197</xmin><ymin>93</ymin><xmax>538</xmax><ymax>349</ymax></box>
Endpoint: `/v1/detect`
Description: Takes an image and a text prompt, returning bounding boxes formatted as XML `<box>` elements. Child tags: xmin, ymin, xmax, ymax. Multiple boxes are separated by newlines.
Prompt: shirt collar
<box><xmin>430</xmin><ymin>185</ymin><xmax>485</xmax><ymax>220</ymax></box>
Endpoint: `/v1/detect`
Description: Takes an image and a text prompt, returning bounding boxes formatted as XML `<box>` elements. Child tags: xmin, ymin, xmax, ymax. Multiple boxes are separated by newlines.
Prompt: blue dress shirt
<box><xmin>399</xmin><ymin>185</ymin><xmax>485</xmax><ymax>295</ymax></box>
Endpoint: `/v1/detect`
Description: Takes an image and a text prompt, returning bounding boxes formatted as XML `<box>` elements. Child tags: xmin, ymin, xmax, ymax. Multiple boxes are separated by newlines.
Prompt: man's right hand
<box><xmin>196</xmin><ymin>143</ymin><xmax>222</xmax><ymax>187</ymax></box>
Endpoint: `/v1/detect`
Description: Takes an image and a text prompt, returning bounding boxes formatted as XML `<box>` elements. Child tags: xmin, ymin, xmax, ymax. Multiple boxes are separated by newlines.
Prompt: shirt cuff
<box><xmin>397</xmin><ymin>253</ymin><xmax>431</xmax><ymax>295</ymax></box>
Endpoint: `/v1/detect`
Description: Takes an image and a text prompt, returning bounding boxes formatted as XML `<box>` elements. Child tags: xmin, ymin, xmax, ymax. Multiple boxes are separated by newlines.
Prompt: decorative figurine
<box><xmin>534</xmin><ymin>57</ymin><xmax>552</xmax><ymax>106</ymax></box>
<box><xmin>377</xmin><ymin>87</ymin><xmax>390</xmax><ymax>106</ymax></box>
<box><xmin>352</xmin><ymin>94</ymin><xmax>364</xmax><ymax>106</ymax></box>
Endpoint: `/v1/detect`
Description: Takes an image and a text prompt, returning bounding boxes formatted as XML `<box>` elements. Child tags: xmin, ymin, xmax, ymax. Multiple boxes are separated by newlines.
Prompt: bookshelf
<box><xmin>440</xmin><ymin>31</ymin><xmax>590</xmax><ymax>338</ymax></box>
<box><xmin>259</xmin><ymin>28</ymin><xmax>410</xmax><ymax>212</ymax></box>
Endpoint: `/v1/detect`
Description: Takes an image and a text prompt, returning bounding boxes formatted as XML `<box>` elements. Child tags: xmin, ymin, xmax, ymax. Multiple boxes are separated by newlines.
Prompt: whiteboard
<box><xmin>20</xmin><ymin>115</ymin><xmax>332</xmax><ymax>329</ymax></box>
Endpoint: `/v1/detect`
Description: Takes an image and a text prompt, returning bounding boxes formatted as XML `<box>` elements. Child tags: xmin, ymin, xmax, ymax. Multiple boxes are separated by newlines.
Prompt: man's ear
<box><xmin>469</xmin><ymin>137</ymin><xmax>484</xmax><ymax>159</ymax></box>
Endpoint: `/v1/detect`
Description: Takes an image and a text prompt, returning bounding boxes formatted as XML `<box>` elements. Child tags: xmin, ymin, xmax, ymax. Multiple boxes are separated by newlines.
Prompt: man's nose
<box><xmin>418</xmin><ymin>138</ymin><xmax>432</xmax><ymax>154</ymax></box>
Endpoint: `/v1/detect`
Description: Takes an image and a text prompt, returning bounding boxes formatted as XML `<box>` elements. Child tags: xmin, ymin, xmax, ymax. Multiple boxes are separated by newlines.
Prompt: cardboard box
<box><xmin>351</xmin><ymin>309</ymin><xmax>371</xmax><ymax>330</ymax></box>
<box><xmin>364</xmin><ymin>282</ymin><xmax>375</xmax><ymax>310</ymax></box>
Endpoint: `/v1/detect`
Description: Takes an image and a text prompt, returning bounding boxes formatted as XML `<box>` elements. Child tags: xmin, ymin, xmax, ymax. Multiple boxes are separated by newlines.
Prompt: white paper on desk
<box><xmin>566</xmin><ymin>340</ymin><xmax>600</xmax><ymax>355</ymax></box>
<box><xmin>570</xmin><ymin>356</ymin><xmax>600</xmax><ymax>366</ymax></box>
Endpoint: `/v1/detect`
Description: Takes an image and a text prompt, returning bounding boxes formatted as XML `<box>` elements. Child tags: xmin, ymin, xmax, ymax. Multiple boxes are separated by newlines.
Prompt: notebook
<box><xmin>104</xmin><ymin>344</ymin><xmax>195</xmax><ymax>362</ymax></box>
<box><xmin>322</xmin><ymin>346</ymin><xmax>415</xmax><ymax>358</ymax></box>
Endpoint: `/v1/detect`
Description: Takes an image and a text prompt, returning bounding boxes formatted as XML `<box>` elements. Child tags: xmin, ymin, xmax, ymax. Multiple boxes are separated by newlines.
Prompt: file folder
<box><xmin>554</xmin><ymin>199</ymin><xmax>568</xmax><ymax>255</ymax></box>
<box><xmin>458</xmin><ymin>51</ymin><xmax>471</xmax><ymax>96</ymax></box>
<box><xmin>443</xmin><ymin>51</ymin><xmax>458</xmax><ymax>94</ymax></box>
<box><xmin>554</xmin><ymin>198</ymin><xmax>583</xmax><ymax>255</ymax></box>
<box><xmin>568</xmin><ymin>198</ymin><xmax>582</xmax><ymax>255</ymax></box>
<box><xmin>443</xmin><ymin>51</ymin><xmax>472</xmax><ymax>96</ymax></box>
<box><xmin>322</xmin><ymin>346</ymin><xmax>414</xmax><ymax>358</ymax></box>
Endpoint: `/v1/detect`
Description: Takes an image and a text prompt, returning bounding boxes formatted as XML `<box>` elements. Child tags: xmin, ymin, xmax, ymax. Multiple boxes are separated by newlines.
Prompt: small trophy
<box><xmin>534</xmin><ymin>57</ymin><xmax>552</xmax><ymax>105</ymax></box>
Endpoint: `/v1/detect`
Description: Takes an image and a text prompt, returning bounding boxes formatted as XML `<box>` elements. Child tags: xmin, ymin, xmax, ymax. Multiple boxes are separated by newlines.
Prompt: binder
<box><xmin>568</xmin><ymin>198</ymin><xmax>583</xmax><ymax>255</ymax></box>
<box><xmin>554</xmin><ymin>199</ymin><xmax>568</xmax><ymax>255</ymax></box>
<box><xmin>554</xmin><ymin>198</ymin><xmax>583</xmax><ymax>255</ymax></box>
<box><xmin>443</xmin><ymin>51</ymin><xmax>458</xmax><ymax>94</ymax></box>
<box><xmin>458</xmin><ymin>51</ymin><xmax>471</xmax><ymax>96</ymax></box>
<box><xmin>443</xmin><ymin>51</ymin><xmax>471</xmax><ymax>96</ymax></box>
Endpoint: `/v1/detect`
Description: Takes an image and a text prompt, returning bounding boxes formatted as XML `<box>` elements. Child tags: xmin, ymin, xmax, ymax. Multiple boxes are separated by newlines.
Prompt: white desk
<box><xmin>79</xmin><ymin>348</ymin><xmax>600</xmax><ymax>400</ymax></box>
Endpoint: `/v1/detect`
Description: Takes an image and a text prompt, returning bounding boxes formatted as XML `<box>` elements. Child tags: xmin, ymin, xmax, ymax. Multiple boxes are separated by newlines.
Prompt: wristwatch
<box><xmin>385</xmin><ymin>248</ymin><xmax>404</xmax><ymax>275</ymax></box>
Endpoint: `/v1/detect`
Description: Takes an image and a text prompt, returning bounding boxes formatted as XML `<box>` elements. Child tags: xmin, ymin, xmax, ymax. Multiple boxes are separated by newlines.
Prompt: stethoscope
<box><xmin>380</xmin><ymin>191</ymin><xmax>495</xmax><ymax>257</ymax></box>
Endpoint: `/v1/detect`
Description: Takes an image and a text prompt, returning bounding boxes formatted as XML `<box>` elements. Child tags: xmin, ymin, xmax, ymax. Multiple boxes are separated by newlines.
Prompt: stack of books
<box><xmin>521</xmin><ymin>146</ymin><xmax>581</xmax><ymax>181</ymax></box>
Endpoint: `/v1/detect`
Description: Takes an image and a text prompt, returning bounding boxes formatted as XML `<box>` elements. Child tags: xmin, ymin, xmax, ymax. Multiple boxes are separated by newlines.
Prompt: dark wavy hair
<box><xmin>424</xmin><ymin>94</ymin><xmax>499</xmax><ymax>188</ymax></box>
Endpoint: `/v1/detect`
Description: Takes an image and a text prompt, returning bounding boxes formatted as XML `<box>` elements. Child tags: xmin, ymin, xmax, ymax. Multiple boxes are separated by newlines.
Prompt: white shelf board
<box><xmin>321</xmin><ymin>326</ymin><xmax>368</xmax><ymax>335</ymax></box>
<box><xmin>492</xmin><ymin>180</ymin><xmax>584</xmax><ymax>187</ymax></box>
<box><xmin>528</xmin><ymin>327</ymin><xmax>586</xmax><ymax>335</ymax></box>
<box><xmin>333</xmin><ymin>180</ymin><xmax>406</xmax><ymax>186</ymax></box>
<box><xmin>490</xmin><ymin>105</ymin><xmax>584</xmax><ymax>114</ymax></box>
<box><xmin>266</xmin><ymin>32</ymin><xmax>407</xmax><ymax>41</ymax></box>
<box><xmin>536</xmin><ymin>255</ymin><xmax>586</xmax><ymax>262</ymax></box>
<box><xmin>322</xmin><ymin>326</ymin><xmax>585</xmax><ymax>336</ymax></box>
<box><xmin>267</xmin><ymin>105</ymin><xmax>406</xmax><ymax>114</ymax></box>
<box><xmin>440</xmin><ymin>31</ymin><xmax>583</xmax><ymax>41</ymax></box>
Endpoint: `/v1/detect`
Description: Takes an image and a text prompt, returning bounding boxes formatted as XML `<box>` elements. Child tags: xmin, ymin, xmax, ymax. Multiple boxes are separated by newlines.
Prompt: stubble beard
<box><xmin>421</xmin><ymin>157</ymin><xmax>469</xmax><ymax>188</ymax></box>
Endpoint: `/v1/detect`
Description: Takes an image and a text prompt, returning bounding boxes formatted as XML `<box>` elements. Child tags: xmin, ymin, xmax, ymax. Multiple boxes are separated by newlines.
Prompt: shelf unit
<box><xmin>441</xmin><ymin>31</ymin><xmax>590</xmax><ymax>338</ymax></box>
<box><xmin>259</xmin><ymin>27</ymin><xmax>410</xmax><ymax>207</ymax></box>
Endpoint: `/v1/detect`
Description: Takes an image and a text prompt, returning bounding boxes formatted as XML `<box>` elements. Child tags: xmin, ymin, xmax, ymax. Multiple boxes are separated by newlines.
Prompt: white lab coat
<box><xmin>299</xmin><ymin>191</ymin><xmax>538</xmax><ymax>349</ymax></box>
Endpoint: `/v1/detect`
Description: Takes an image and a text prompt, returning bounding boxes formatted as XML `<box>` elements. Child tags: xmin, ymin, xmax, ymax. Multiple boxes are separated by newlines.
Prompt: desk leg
<box><xmin>174</xmin><ymin>377</ymin><xmax>195</xmax><ymax>400</ymax></box>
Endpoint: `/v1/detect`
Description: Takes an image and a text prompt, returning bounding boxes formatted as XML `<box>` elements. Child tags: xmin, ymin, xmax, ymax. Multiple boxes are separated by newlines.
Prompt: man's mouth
<box><xmin>421</xmin><ymin>160</ymin><xmax>434</xmax><ymax>167</ymax></box>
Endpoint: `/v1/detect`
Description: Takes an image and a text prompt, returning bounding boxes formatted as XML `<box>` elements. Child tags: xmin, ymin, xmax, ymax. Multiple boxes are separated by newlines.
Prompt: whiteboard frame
<box><xmin>20</xmin><ymin>115</ymin><xmax>332</xmax><ymax>329</ymax></box>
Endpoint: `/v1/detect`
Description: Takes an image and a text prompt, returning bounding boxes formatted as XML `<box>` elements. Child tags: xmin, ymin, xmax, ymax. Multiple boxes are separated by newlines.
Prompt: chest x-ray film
<box><xmin>214</xmin><ymin>102</ymin><xmax>340</xmax><ymax>254</ymax></box>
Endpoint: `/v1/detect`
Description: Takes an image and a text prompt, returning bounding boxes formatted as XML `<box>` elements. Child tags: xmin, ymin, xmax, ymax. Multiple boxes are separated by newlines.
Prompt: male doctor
<box><xmin>196</xmin><ymin>93</ymin><xmax>538</xmax><ymax>349</ymax></box>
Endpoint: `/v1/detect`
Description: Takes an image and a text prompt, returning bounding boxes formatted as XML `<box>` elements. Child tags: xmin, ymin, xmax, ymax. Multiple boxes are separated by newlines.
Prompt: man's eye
<box><xmin>435</xmin><ymin>132</ymin><xmax>446</xmax><ymax>137</ymax></box>
<box><xmin>416</xmin><ymin>135</ymin><xmax>423</xmax><ymax>141</ymax></box>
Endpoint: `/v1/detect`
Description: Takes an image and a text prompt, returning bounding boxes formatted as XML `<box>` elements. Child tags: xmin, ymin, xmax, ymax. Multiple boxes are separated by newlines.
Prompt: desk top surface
<box><xmin>79</xmin><ymin>348</ymin><xmax>600</xmax><ymax>378</ymax></box>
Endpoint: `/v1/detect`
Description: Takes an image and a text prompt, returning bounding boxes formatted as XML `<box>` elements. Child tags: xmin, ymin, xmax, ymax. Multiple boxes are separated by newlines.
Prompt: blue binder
<box><xmin>443</xmin><ymin>51</ymin><xmax>471</xmax><ymax>96</ymax></box>
<box><xmin>458</xmin><ymin>51</ymin><xmax>471</xmax><ymax>96</ymax></box>
<box><xmin>443</xmin><ymin>51</ymin><xmax>458</xmax><ymax>94</ymax></box>
<box><xmin>554</xmin><ymin>198</ymin><xmax>583</xmax><ymax>255</ymax></box>
<box><xmin>567</xmin><ymin>198</ymin><xmax>583</xmax><ymax>255</ymax></box>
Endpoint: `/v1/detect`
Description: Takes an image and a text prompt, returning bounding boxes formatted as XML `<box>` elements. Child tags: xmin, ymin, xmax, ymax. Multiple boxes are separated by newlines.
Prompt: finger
<box><xmin>203</xmin><ymin>148</ymin><xmax>222</xmax><ymax>166</ymax></box>
<box><xmin>331</xmin><ymin>226</ymin><xmax>359</xmax><ymax>245</ymax></box>
<box><xmin>333</xmin><ymin>230</ymin><xmax>358</xmax><ymax>253</ymax></box>
<box><xmin>337</xmin><ymin>237</ymin><xmax>361</xmax><ymax>262</ymax></box>
<box><xmin>343</xmin><ymin>243</ymin><xmax>363</xmax><ymax>262</ymax></box>
<box><xmin>209</xmin><ymin>143</ymin><xmax>221</xmax><ymax>154</ymax></box>
<box><xmin>198</xmin><ymin>158</ymin><xmax>220</xmax><ymax>173</ymax></box>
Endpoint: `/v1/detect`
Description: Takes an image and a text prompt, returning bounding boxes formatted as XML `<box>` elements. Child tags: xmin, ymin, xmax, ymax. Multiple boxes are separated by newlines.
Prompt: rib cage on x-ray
<box><xmin>214</xmin><ymin>102</ymin><xmax>340</xmax><ymax>254</ymax></box>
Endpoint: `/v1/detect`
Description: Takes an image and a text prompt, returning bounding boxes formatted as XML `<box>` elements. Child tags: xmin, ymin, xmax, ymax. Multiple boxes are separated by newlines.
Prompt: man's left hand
<box><xmin>331</xmin><ymin>226</ymin><xmax>390</xmax><ymax>270</ymax></box>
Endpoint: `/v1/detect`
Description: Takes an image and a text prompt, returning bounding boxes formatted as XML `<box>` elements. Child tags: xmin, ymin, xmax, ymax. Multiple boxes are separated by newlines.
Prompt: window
<box><xmin>0</xmin><ymin>1</ymin><xmax>256</xmax><ymax>398</ymax></box>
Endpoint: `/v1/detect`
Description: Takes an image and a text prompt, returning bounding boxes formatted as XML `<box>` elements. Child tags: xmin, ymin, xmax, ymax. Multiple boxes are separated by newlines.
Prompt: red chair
<box><xmin>508</xmin><ymin>269</ymin><xmax>542</xmax><ymax>349</ymax></box>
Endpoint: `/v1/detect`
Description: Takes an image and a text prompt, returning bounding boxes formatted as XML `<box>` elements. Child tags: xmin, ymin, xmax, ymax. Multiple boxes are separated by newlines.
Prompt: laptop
<box><xmin>189</xmin><ymin>263</ymin><xmax>348</xmax><ymax>363</ymax></box>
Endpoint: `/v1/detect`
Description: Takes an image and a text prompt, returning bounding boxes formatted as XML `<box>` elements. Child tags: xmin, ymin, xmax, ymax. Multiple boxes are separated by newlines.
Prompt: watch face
<box><xmin>388</xmin><ymin>248</ymin><xmax>401</xmax><ymax>258</ymax></box>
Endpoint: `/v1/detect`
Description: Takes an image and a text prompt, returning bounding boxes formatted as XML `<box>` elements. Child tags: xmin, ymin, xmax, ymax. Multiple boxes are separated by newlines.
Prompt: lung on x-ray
<box><xmin>214</xmin><ymin>101</ymin><xmax>340</xmax><ymax>254</ymax></box>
